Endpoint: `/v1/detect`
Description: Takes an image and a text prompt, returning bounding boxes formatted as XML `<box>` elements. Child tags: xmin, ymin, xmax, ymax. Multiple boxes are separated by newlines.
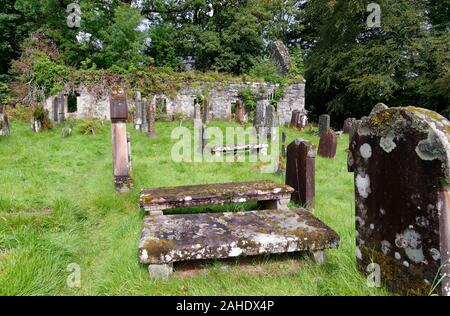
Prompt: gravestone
<box><xmin>235</xmin><ymin>99</ymin><xmax>244</xmax><ymax>124</ymax></box>
<box><xmin>290</xmin><ymin>110</ymin><xmax>300</xmax><ymax>128</ymax></box>
<box><xmin>127</xmin><ymin>132</ymin><xmax>132</xmax><ymax>171</ymax></box>
<box><xmin>265</xmin><ymin>104</ymin><xmax>277</xmax><ymax>141</ymax></box>
<box><xmin>298</xmin><ymin>110</ymin><xmax>308</xmax><ymax>130</ymax></box>
<box><xmin>110</xmin><ymin>88</ymin><xmax>133</xmax><ymax>193</ymax></box>
<box><xmin>254</xmin><ymin>97</ymin><xmax>266</xmax><ymax>137</ymax></box>
<box><xmin>141</xmin><ymin>97</ymin><xmax>148</xmax><ymax>134</ymax></box>
<box><xmin>318</xmin><ymin>128</ymin><xmax>337</xmax><ymax>158</ymax></box>
<box><xmin>134</xmin><ymin>91</ymin><xmax>143</xmax><ymax>130</ymax></box>
<box><xmin>194</xmin><ymin>98</ymin><xmax>201</xmax><ymax>120</ymax></box>
<box><xmin>148</xmin><ymin>98</ymin><xmax>156</xmax><ymax>138</ymax></box>
<box><xmin>0</xmin><ymin>105</ymin><xmax>10</xmax><ymax>136</ymax></box>
<box><xmin>348</xmin><ymin>105</ymin><xmax>450</xmax><ymax>296</ymax></box>
<box><xmin>343</xmin><ymin>118</ymin><xmax>356</xmax><ymax>134</ymax></box>
<box><xmin>281</xmin><ymin>132</ymin><xmax>287</xmax><ymax>158</ymax></box>
<box><xmin>286</xmin><ymin>139</ymin><xmax>316</xmax><ymax>209</ymax></box>
<box><xmin>318</xmin><ymin>114</ymin><xmax>330</xmax><ymax>136</ymax></box>
<box><xmin>202</xmin><ymin>98</ymin><xmax>210</xmax><ymax>123</ymax></box>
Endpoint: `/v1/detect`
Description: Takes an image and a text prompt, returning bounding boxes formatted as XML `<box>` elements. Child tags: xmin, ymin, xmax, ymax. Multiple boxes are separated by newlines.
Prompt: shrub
<box><xmin>78</xmin><ymin>119</ymin><xmax>102</xmax><ymax>135</ymax></box>
<box><xmin>239</xmin><ymin>88</ymin><xmax>257</xmax><ymax>117</ymax></box>
<box><xmin>32</xmin><ymin>104</ymin><xmax>53</xmax><ymax>130</ymax></box>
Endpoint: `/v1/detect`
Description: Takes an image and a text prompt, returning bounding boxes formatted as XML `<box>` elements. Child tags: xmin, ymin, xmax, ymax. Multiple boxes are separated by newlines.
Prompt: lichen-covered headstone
<box><xmin>318</xmin><ymin>128</ymin><xmax>337</xmax><ymax>158</ymax></box>
<box><xmin>286</xmin><ymin>139</ymin><xmax>316</xmax><ymax>209</ymax></box>
<box><xmin>318</xmin><ymin>114</ymin><xmax>330</xmax><ymax>136</ymax></box>
<box><xmin>348</xmin><ymin>105</ymin><xmax>450</xmax><ymax>296</ymax></box>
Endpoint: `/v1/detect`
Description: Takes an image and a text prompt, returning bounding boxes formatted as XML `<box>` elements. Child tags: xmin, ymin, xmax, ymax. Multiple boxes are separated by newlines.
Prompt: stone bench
<box><xmin>208</xmin><ymin>143</ymin><xmax>268</xmax><ymax>156</ymax></box>
<box><xmin>140</xmin><ymin>180</ymin><xmax>294</xmax><ymax>215</ymax></box>
<box><xmin>139</xmin><ymin>208</ymin><xmax>340</xmax><ymax>278</ymax></box>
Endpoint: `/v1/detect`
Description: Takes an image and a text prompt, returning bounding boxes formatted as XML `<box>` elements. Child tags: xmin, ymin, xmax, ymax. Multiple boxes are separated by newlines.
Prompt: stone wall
<box><xmin>45</xmin><ymin>81</ymin><xmax>305</xmax><ymax>125</ymax></box>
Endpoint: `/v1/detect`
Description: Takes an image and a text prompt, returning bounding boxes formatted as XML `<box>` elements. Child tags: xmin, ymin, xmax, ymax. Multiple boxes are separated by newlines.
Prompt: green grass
<box><xmin>0</xmin><ymin>120</ymin><xmax>391</xmax><ymax>296</ymax></box>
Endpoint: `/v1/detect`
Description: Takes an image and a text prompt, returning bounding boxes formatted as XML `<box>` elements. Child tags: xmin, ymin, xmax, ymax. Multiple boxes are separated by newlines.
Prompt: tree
<box><xmin>303</xmin><ymin>0</ymin><xmax>449</xmax><ymax>120</ymax></box>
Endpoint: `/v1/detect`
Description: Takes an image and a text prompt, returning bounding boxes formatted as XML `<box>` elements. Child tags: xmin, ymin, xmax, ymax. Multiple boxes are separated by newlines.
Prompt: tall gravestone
<box><xmin>290</xmin><ymin>110</ymin><xmax>300</xmax><ymax>128</ymax></box>
<box><xmin>134</xmin><ymin>91</ymin><xmax>143</xmax><ymax>130</ymax></box>
<box><xmin>318</xmin><ymin>114</ymin><xmax>330</xmax><ymax>136</ymax></box>
<box><xmin>286</xmin><ymin>139</ymin><xmax>316</xmax><ymax>209</ymax></box>
<box><xmin>254</xmin><ymin>97</ymin><xmax>266</xmax><ymax>137</ymax></box>
<box><xmin>110</xmin><ymin>88</ymin><xmax>133</xmax><ymax>193</ymax></box>
<box><xmin>265</xmin><ymin>104</ymin><xmax>277</xmax><ymax>141</ymax></box>
<box><xmin>348</xmin><ymin>105</ymin><xmax>450</xmax><ymax>296</ymax></box>
<box><xmin>148</xmin><ymin>97</ymin><xmax>156</xmax><ymax>138</ymax></box>
<box><xmin>318</xmin><ymin>129</ymin><xmax>337</xmax><ymax>158</ymax></box>
<box><xmin>235</xmin><ymin>99</ymin><xmax>244</xmax><ymax>124</ymax></box>
<box><xmin>0</xmin><ymin>105</ymin><xmax>10</xmax><ymax>136</ymax></box>
<box><xmin>141</xmin><ymin>97</ymin><xmax>148</xmax><ymax>134</ymax></box>
<box><xmin>202</xmin><ymin>98</ymin><xmax>210</xmax><ymax>124</ymax></box>
<box><xmin>194</xmin><ymin>98</ymin><xmax>201</xmax><ymax>120</ymax></box>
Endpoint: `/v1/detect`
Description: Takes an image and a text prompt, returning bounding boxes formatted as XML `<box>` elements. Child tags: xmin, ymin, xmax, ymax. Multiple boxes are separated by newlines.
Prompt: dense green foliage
<box><xmin>0</xmin><ymin>0</ymin><xmax>448</xmax><ymax>118</ymax></box>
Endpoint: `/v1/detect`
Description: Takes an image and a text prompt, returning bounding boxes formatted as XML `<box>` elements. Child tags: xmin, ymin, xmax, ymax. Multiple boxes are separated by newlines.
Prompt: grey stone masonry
<box><xmin>45</xmin><ymin>81</ymin><xmax>305</xmax><ymax>125</ymax></box>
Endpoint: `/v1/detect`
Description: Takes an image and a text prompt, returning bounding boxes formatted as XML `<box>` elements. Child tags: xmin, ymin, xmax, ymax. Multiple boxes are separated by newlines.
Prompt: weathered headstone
<box><xmin>127</xmin><ymin>132</ymin><xmax>132</xmax><ymax>171</ymax></box>
<box><xmin>265</xmin><ymin>104</ymin><xmax>277</xmax><ymax>141</ymax></box>
<box><xmin>110</xmin><ymin>88</ymin><xmax>133</xmax><ymax>193</ymax></box>
<box><xmin>318</xmin><ymin>114</ymin><xmax>330</xmax><ymax>136</ymax></box>
<box><xmin>141</xmin><ymin>97</ymin><xmax>148</xmax><ymax>134</ymax></box>
<box><xmin>0</xmin><ymin>105</ymin><xmax>10</xmax><ymax>136</ymax></box>
<box><xmin>254</xmin><ymin>97</ymin><xmax>266</xmax><ymax>137</ymax></box>
<box><xmin>281</xmin><ymin>132</ymin><xmax>287</xmax><ymax>158</ymax></box>
<box><xmin>202</xmin><ymin>98</ymin><xmax>210</xmax><ymax>124</ymax></box>
<box><xmin>286</xmin><ymin>139</ymin><xmax>316</xmax><ymax>209</ymax></box>
<box><xmin>370</xmin><ymin>102</ymin><xmax>389</xmax><ymax>115</ymax></box>
<box><xmin>148</xmin><ymin>97</ymin><xmax>156</xmax><ymax>138</ymax></box>
<box><xmin>318</xmin><ymin>128</ymin><xmax>337</xmax><ymax>158</ymax></box>
<box><xmin>194</xmin><ymin>98</ymin><xmax>201</xmax><ymax>120</ymax></box>
<box><xmin>235</xmin><ymin>99</ymin><xmax>244</xmax><ymax>124</ymax></box>
<box><xmin>298</xmin><ymin>110</ymin><xmax>308</xmax><ymax>130</ymax></box>
<box><xmin>290</xmin><ymin>110</ymin><xmax>300</xmax><ymax>128</ymax></box>
<box><xmin>343</xmin><ymin>118</ymin><xmax>356</xmax><ymax>134</ymax></box>
<box><xmin>134</xmin><ymin>91</ymin><xmax>143</xmax><ymax>130</ymax></box>
<box><xmin>348</xmin><ymin>105</ymin><xmax>450</xmax><ymax>296</ymax></box>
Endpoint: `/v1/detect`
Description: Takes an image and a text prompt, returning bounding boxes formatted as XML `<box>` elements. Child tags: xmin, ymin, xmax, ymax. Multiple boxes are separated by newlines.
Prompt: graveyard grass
<box><xmin>0</xmin><ymin>120</ymin><xmax>391</xmax><ymax>296</ymax></box>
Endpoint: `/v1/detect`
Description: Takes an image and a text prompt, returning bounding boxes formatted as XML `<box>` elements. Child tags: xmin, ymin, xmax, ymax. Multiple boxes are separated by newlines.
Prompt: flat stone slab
<box><xmin>208</xmin><ymin>143</ymin><xmax>268</xmax><ymax>155</ymax></box>
<box><xmin>140</xmin><ymin>180</ymin><xmax>294</xmax><ymax>213</ymax></box>
<box><xmin>138</xmin><ymin>208</ymin><xmax>340</xmax><ymax>264</ymax></box>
